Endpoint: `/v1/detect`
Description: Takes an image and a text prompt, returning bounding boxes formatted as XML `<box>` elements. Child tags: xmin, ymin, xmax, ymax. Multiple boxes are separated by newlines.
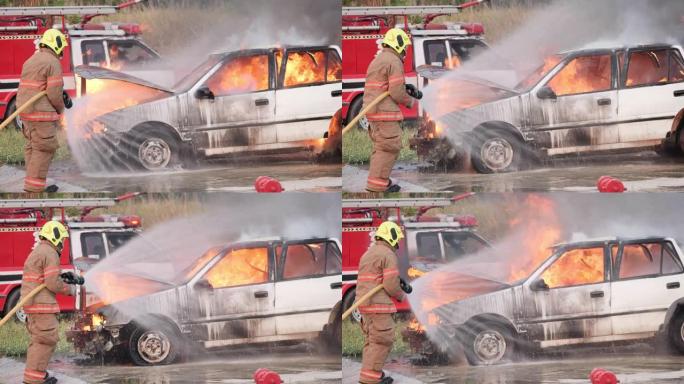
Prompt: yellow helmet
<box><xmin>374</xmin><ymin>221</ymin><xmax>404</xmax><ymax>248</ymax></box>
<box><xmin>382</xmin><ymin>28</ymin><xmax>411</xmax><ymax>55</ymax></box>
<box><xmin>39</xmin><ymin>221</ymin><xmax>69</xmax><ymax>248</ymax></box>
<box><xmin>40</xmin><ymin>29</ymin><xmax>68</xmax><ymax>56</ymax></box>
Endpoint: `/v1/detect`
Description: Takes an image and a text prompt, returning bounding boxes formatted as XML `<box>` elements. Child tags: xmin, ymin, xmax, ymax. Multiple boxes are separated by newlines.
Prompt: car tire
<box><xmin>471</xmin><ymin>129</ymin><xmax>525</xmax><ymax>174</ymax></box>
<box><xmin>463</xmin><ymin>322</ymin><xmax>515</xmax><ymax>366</ymax></box>
<box><xmin>5</xmin><ymin>98</ymin><xmax>23</xmax><ymax>131</ymax></box>
<box><xmin>342</xmin><ymin>289</ymin><xmax>362</xmax><ymax>323</ymax></box>
<box><xmin>3</xmin><ymin>289</ymin><xmax>26</xmax><ymax>323</ymax></box>
<box><xmin>668</xmin><ymin>311</ymin><xmax>684</xmax><ymax>354</ymax></box>
<box><xmin>132</xmin><ymin>127</ymin><xmax>180</xmax><ymax>171</ymax></box>
<box><xmin>128</xmin><ymin>321</ymin><xmax>181</xmax><ymax>366</ymax></box>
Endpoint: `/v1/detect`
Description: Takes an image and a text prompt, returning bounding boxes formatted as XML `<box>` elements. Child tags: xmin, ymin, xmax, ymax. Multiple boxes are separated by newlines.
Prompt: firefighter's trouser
<box><xmin>22</xmin><ymin>121</ymin><xmax>59</xmax><ymax>192</ymax></box>
<box><xmin>359</xmin><ymin>313</ymin><xmax>395</xmax><ymax>384</ymax></box>
<box><xmin>366</xmin><ymin>121</ymin><xmax>402</xmax><ymax>192</ymax></box>
<box><xmin>24</xmin><ymin>313</ymin><xmax>59</xmax><ymax>384</ymax></box>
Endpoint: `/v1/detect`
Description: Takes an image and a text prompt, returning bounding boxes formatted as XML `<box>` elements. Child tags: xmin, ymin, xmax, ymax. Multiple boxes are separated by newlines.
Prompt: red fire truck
<box><xmin>342</xmin><ymin>196</ymin><xmax>490</xmax><ymax>321</ymax></box>
<box><xmin>0</xmin><ymin>195</ymin><xmax>142</xmax><ymax>322</ymax></box>
<box><xmin>341</xmin><ymin>3</ymin><xmax>488</xmax><ymax>125</ymax></box>
<box><xmin>0</xmin><ymin>2</ymin><xmax>163</xmax><ymax>129</ymax></box>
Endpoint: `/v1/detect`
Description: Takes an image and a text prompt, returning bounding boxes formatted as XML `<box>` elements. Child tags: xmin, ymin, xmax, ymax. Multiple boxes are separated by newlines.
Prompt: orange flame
<box><xmin>408</xmin><ymin>267</ymin><xmax>426</xmax><ymax>279</ymax></box>
<box><xmin>205</xmin><ymin>248</ymin><xmax>268</xmax><ymax>289</ymax></box>
<box><xmin>548</xmin><ymin>54</ymin><xmax>611</xmax><ymax>96</ymax></box>
<box><xmin>206</xmin><ymin>55</ymin><xmax>269</xmax><ymax>95</ymax></box>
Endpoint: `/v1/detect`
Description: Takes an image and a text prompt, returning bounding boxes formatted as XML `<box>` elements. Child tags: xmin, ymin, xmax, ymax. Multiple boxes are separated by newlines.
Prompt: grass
<box><xmin>342</xmin><ymin>318</ymin><xmax>409</xmax><ymax>357</ymax></box>
<box><xmin>0</xmin><ymin>318</ymin><xmax>74</xmax><ymax>357</ymax></box>
<box><xmin>343</xmin><ymin>126</ymin><xmax>418</xmax><ymax>165</ymax></box>
<box><xmin>0</xmin><ymin>127</ymin><xmax>71</xmax><ymax>166</ymax></box>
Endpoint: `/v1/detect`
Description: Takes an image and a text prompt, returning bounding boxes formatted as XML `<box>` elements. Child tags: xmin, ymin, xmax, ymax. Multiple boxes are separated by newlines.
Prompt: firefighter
<box><xmin>363</xmin><ymin>28</ymin><xmax>422</xmax><ymax>193</ymax></box>
<box><xmin>21</xmin><ymin>221</ymin><xmax>83</xmax><ymax>384</ymax></box>
<box><xmin>17</xmin><ymin>28</ymin><xmax>73</xmax><ymax>193</ymax></box>
<box><xmin>356</xmin><ymin>221</ymin><xmax>405</xmax><ymax>384</ymax></box>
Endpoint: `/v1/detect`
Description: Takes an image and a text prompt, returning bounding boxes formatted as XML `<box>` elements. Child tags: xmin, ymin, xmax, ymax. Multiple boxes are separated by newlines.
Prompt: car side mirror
<box><xmin>194</xmin><ymin>86</ymin><xmax>215</xmax><ymax>101</ymax></box>
<box><xmin>195</xmin><ymin>278</ymin><xmax>213</xmax><ymax>291</ymax></box>
<box><xmin>530</xmin><ymin>278</ymin><xmax>550</xmax><ymax>291</ymax></box>
<box><xmin>537</xmin><ymin>86</ymin><xmax>557</xmax><ymax>100</ymax></box>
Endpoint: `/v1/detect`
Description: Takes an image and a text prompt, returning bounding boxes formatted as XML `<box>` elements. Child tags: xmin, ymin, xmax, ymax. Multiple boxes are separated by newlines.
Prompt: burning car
<box><xmin>420</xmin><ymin>237</ymin><xmax>684</xmax><ymax>365</ymax></box>
<box><xmin>68</xmin><ymin>237</ymin><xmax>342</xmax><ymax>365</ymax></box>
<box><xmin>413</xmin><ymin>44</ymin><xmax>684</xmax><ymax>173</ymax></box>
<box><xmin>72</xmin><ymin>45</ymin><xmax>342</xmax><ymax>170</ymax></box>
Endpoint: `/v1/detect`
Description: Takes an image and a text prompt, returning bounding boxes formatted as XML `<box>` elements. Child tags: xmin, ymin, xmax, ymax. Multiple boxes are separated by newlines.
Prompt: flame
<box><xmin>206</xmin><ymin>55</ymin><xmax>269</xmax><ymax>95</ymax></box>
<box><xmin>548</xmin><ymin>54</ymin><xmax>611</xmax><ymax>96</ymax></box>
<box><xmin>541</xmin><ymin>247</ymin><xmax>604</xmax><ymax>288</ymax></box>
<box><xmin>284</xmin><ymin>51</ymin><xmax>340</xmax><ymax>87</ymax></box>
<box><xmin>86</xmin><ymin>272</ymin><xmax>170</xmax><ymax>309</ymax></box>
<box><xmin>408</xmin><ymin>267</ymin><xmax>426</xmax><ymax>279</ymax></box>
<box><xmin>205</xmin><ymin>248</ymin><xmax>268</xmax><ymax>288</ymax></box>
<box><xmin>445</xmin><ymin>55</ymin><xmax>461</xmax><ymax>69</ymax></box>
<box><xmin>407</xmin><ymin>318</ymin><xmax>426</xmax><ymax>332</ymax></box>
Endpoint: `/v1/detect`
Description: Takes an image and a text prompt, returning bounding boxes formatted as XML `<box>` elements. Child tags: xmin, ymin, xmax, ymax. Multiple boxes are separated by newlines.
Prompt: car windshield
<box><xmin>514</xmin><ymin>54</ymin><xmax>564</xmax><ymax>92</ymax></box>
<box><xmin>172</xmin><ymin>55</ymin><xmax>222</xmax><ymax>92</ymax></box>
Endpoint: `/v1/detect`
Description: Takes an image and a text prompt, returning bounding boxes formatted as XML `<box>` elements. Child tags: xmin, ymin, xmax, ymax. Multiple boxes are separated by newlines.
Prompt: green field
<box><xmin>0</xmin><ymin>318</ymin><xmax>74</xmax><ymax>357</ymax></box>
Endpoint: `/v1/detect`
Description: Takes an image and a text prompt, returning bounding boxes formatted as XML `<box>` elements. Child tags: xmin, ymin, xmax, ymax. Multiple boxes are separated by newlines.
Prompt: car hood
<box><xmin>425</xmin><ymin>75</ymin><xmax>518</xmax><ymax>119</ymax></box>
<box><xmin>84</xmin><ymin>271</ymin><xmax>175</xmax><ymax>312</ymax></box>
<box><xmin>75</xmin><ymin>65</ymin><xmax>174</xmax><ymax>94</ymax></box>
<box><xmin>416</xmin><ymin>271</ymin><xmax>511</xmax><ymax>313</ymax></box>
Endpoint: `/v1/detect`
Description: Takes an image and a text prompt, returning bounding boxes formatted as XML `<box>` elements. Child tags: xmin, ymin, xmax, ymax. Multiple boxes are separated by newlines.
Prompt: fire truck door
<box><xmin>274</xmin><ymin>48</ymin><xmax>342</xmax><ymax>143</ymax></box>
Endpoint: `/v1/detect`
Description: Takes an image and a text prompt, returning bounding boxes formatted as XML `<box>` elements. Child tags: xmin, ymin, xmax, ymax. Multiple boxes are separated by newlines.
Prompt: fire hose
<box><xmin>342</xmin><ymin>278</ymin><xmax>413</xmax><ymax>321</ymax></box>
<box><xmin>0</xmin><ymin>91</ymin><xmax>47</xmax><ymax>131</ymax></box>
<box><xmin>0</xmin><ymin>283</ymin><xmax>46</xmax><ymax>328</ymax></box>
<box><xmin>340</xmin><ymin>91</ymin><xmax>390</xmax><ymax>136</ymax></box>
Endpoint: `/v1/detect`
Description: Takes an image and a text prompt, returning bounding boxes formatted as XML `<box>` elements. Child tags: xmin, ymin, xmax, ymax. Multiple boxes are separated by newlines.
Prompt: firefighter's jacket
<box><xmin>363</xmin><ymin>47</ymin><xmax>413</xmax><ymax>122</ymax></box>
<box><xmin>21</xmin><ymin>240</ymin><xmax>71</xmax><ymax>314</ymax></box>
<box><xmin>16</xmin><ymin>48</ymin><xmax>65</xmax><ymax>122</ymax></box>
<box><xmin>356</xmin><ymin>241</ymin><xmax>404</xmax><ymax>314</ymax></box>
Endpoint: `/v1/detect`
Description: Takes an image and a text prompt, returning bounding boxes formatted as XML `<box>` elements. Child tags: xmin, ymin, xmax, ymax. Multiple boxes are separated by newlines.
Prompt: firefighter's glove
<box><xmin>61</xmin><ymin>272</ymin><xmax>84</xmax><ymax>285</ymax></box>
<box><xmin>62</xmin><ymin>92</ymin><xmax>73</xmax><ymax>109</ymax></box>
<box><xmin>405</xmin><ymin>84</ymin><xmax>423</xmax><ymax>100</ymax></box>
<box><xmin>399</xmin><ymin>277</ymin><xmax>413</xmax><ymax>294</ymax></box>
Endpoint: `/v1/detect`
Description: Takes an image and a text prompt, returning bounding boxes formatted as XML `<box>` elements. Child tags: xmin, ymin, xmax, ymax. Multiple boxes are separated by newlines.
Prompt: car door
<box><xmin>186</xmin><ymin>245</ymin><xmax>276</xmax><ymax>348</ymax></box>
<box><xmin>273</xmin><ymin>240</ymin><xmax>342</xmax><ymax>335</ymax></box>
<box><xmin>610</xmin><ymin>240</ymin><xmax>684</xmax><ymax>336</ymax></box>
<box><xmin>528</xmin><ymin>53</ymin><xmax>620</xmax><ymax>152</ymax></box>
<box><xmin>187</xmin><ymin>52</ymin><xmax>277</xmax><ymax>156</ymax></box>
<box><xmin>617</xmin><ymin>48</ymin><xmax>684</xmax><ymax>143</ymax></box>
<box><xmin>274</xmin><ymin>47</ymin><xmax>342</xmax><ymax>143</ymax></box>
<box><xmin>520</xmin><ymin>246</ymin><xmax>612</xmax><ymax>347</ymax></box>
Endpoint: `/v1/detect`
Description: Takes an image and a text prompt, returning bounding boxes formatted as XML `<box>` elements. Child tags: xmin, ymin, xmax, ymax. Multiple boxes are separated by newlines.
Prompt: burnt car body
<box><xmin>414</xmin><ymin>44</ymin><xmax>684</xmax><ymax>173</ymax></box>
<box><xmin>76</xmin><ymin>45</ymin><xmax>342</xmax><ymax>170</ymax></box>
<box><xmin>68</xmin><ymin>237</ymin><xmax>343</xmax><ymax>365</ymax></box>
<box><xmin>427</xmin><ymin>237</ymin><xmax>684</xmax><ymax>365</ymax></box>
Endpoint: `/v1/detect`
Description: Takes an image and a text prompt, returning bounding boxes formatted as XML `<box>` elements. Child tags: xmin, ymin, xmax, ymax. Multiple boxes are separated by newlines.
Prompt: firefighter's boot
<box><xmin>379</xmin><ymin>373</ymin><xmax>394</xmax><ymax>384</ymax></box>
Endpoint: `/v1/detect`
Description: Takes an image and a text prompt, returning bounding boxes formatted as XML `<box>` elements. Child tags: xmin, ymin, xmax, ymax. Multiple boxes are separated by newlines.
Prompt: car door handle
<box><xmin>331</xmin><ymin>90</ymin><xmax>342</xmax><ymax>97</ymax></box>
<box><xmin>590</xmin><ymin>290</ymin><xmax>604</xmax><ymax>298</ymax></box>
<box><xmin>330</xmin><ymin>282</ymin><xmax>342</xmax><ymax>289</ymax></box>
<box><xmin>255</xmin><ymin>98</ymin><xmax>269</xmax><ymax>106</ymax></box>
<box><xmin>597</xmin><ymin>98</ymin><xmax>611</xmax><ymax>106</ymax></box>
<box><xmin>674</xmin><ymin>90</ymin><xmax>684</xmax><ymax>97</ymax></box>
<box><xmin>667</xmin><ymin>282</ymin><xmax>680</xmax><ymax>289</ymax></box>
<box><xmin>254</xmin><ymin>291</ymin><xmax>269</xmax><ymax>298</ymax></box>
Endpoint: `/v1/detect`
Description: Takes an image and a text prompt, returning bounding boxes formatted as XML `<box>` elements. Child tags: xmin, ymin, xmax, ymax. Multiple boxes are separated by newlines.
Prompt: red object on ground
<box><xmin>253</xmin><ymin>368</ymin><xmax>283</xmax><ymax>384</ymax></box>
<box><xmin>589</xmin><ymin>368</ymin><xmax>619</xmax><ymax>384</ymax></box>
<box><xmin>254</xmin><ymin>176</ymin><xmax>284</xmax><ymax>193</ymax></box>
<box><xmin>597</xmin><ymin>176</ymin><xmax>626</xmax><ymax>193</ymax></box>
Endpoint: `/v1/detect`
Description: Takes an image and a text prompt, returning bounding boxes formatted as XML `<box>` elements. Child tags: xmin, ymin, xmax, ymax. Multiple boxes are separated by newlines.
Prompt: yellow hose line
<box><xmin>341</xmin><ymin>91</ymin><xmax>390</xmax><ymax>136</ymax></box>
<box><xmin>0</xmin><ymin>91</ymin><xmax>47</xmax><ymax>131</ymax></box>
<box><xmin>342</xmin><ymin>284</ymin><xmax>384</xmax><ymax>321</ymax></box>
<box><xmin>0</xmin><ymin>283</ymin><xmax>46</xmax><ymax>327</ymax></box>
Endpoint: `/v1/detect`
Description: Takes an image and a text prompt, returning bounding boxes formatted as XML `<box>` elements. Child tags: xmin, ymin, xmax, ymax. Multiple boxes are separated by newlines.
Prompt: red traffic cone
<box><xmin>254</xmin><ymin>176</ymin><xmax>284</xmax><ymax>193</ymax></box>
<box><xmin>596</xmin><ymin>176</ymin><xmax>625</xmax><ymax>193</ymax></box>
<box><xmin>589</xmin><ymin>368</ymin><xmax>619</xmax><ymax>384</ymax></box>
<box><xmin>253</xmin><ymin>368</ymin><xmax>283</xmax><ymax>384</ymax></box>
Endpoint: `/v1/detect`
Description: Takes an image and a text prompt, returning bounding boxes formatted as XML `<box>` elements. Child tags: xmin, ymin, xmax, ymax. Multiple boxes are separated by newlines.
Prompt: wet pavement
<box><xmin>343</xmin><ymin>153</ymin><xmax>684</xmax><ymax>193</ymax></box>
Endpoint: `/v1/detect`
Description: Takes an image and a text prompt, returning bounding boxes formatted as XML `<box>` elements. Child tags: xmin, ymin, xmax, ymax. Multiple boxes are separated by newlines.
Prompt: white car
<box><xmin>428</xmin><ymin>237</ymin><xmax>684</xmax><ymax>365</ymax></box>
<box><xmin>68</xmin><ymin>237</ymin><xmax>343</xmax><ymax>365</ymax></box>
<box><xmin>417</xmin><ymin>44</ymin><xmax>684</xmax><ymax>173</ymax></box>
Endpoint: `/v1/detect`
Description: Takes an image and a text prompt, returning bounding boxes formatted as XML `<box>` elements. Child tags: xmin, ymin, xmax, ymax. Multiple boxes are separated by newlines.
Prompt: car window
<box><xmin>326</xmin><ymin>242</ymin><xmax>342</xmax><ymax>274</ymax></box>
<box><xmin>81</xmin><ymin>233</ymin><xmax>105</xmax><ymax>260</ymax></box>
<box><xmin>105</xmin><ymin>232</ymin><xmax>137</xmax><ymax>255</ymax></box>
<box><xmin>327</xmin><ymin>50</ymin><xmax>342</xmax><ymax>82</ymax></box>
<box><xmin>204</xmin><ymin>54</ymin><xmax>270</xmax><ymax>96</ymax></box>
<box><xmin>442</xmin><ymin>232</ymin><xmax>488</xmax><ymax>262</ymax></box>
<box><xmin>82</xmin><ymin>41</ymin><xmax>107</xmax><ymax>66</ymax></box>
<box><xmin>662</xmin><ymin>242</ymin><xmax>684</xmax><ymax>274</ymax></box>
<box><xmin>669</xmin><ymin>50</ymin><xmax>684</xmax><ymax>83</ymax></box>
<box><xmin>282</xmin><ymin>242</ymin><xmax>326</xmax><ymax>279</ymax></box>
<box><xmin>619</xmin><ymin>243</ymin><xmax>661</xmax><ymax>278</ymax></box>
<box><xmin>547</xmin><ymin>54</ymin><xmax>612</xmax><ymax>96</ymax></box>
<box><xmin>416</xmin><ymin>232</ymin><xmax>441</xmax><ymax>260</ymax></box>
<box><xmin>541</xmin><ymin>247</ymin><xmax>604</xmax><ymax>288</ymax></box>
<box><xmin>625</xmin><ymin>49</ymin><xmax>669</xmax><ymax>87</ymax></box>
<box><xmin>282</xmin><ymin>50</ymin><xmax>327</xmax><ymax>87</ymax></box>
<box><xmin>106</xmin><ymin>40</ymin><xmax>158</xmax><ymax>69</ymax></box>
<box><xmin>205</xmin><ymin>247</ymin><xmax>269</xmax><ymax>288</ymax></box>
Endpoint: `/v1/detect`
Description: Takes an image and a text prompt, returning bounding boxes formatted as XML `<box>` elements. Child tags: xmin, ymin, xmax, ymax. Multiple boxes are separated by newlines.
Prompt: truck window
<box><xmin>416</xmin><ymin>232</ymin><xmax>441</xmax><ymax>260</ymax></box>
<box><xmin>548</xmin><ymin>54</ymin><xmax>612</xmax><ymax>96</ymax></box>
<box><xmin>442</xmin><ymin>232</ymin><xmax>487</xmax><ymax>261</ymax></box>
<box><xmin>541</xmin><ymin>247</ymin><xmax>604</xmax><ymax>288</ymax></box>
<box><xmin>106</xmin><ymin>40</ymin><xmax>158</xmax><ymax>69</ymax></box>
<box><xmin>82</xmin><ymin>41</ymin><xmax>107</xmax><ymax>66</ymax></box>
<box><xmin>282</xmin><ymin>242</ymin><xmax>326</xmax><ymax>279</ymax></box>
<box><xmin>81</xmin><ymin>233</ymin><xmax>105</xmax><ymax>260</ymax></box>
<box><xmin>448</xmin><ymin>40</ymin><xmax>487</xmax><ymax>68</ymax></box>
<box><xmin>625</xmin><ymin>49</ymin><xmax>669</xmax><ymax>87</ymax></box>
<box><xmin>325</xmin><ymin>242</ymin><xmax>342</xmax><ymax>274</ymax></box>
<box><xmin>106</xmin><ymin>232</ymin><xmax>137</xmax><ymax>255</ymax></box>
<box><xmin>282</xmin><ymin>50</ymin><xmax>327</xmax><ymax>87</ymax></box>
<box><xmin>423</xmin><ymin>40</ymin><xmax>448</xmax><ymax>67</ymax></box>
<box><xmin>204</xmin><ymin>54</ymin><xmax>270</xmax><ymax>96</ymax></box>
<box><xmin>327</xmin><ymin>50</ymin><xmax>342</xmax><ymax>82</ymax></box>
<box><xmin>205</xmin><ymin>247</ymin><xmax>269</xmax><ymax>288</ymax></box>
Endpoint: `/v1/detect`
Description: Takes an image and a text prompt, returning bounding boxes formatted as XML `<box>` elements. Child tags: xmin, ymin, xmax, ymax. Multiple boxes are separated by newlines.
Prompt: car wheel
<box><xmin>463</xmin><ymin>322</ymin><xmax>514</xmax><ymax>366</ymax></box>
<box><xmin>668</xmin><ymin>311</ymin><xmax>684</xmax><ymax>354</ymax></box>
<box><xmin>5</xmin><ymin>98</ymin><xmax>23</xmax><ymax>131</ymax></box>
<box><xmin>342</xmin><ymin>289</ymin><xmax>362</xmax><ymax>323</ymax></box>
<box><xmin>128</xmin><ymin>321</ymin><xmax>180</xmax><ymax>366</ymax></box>
<box><xmin>347</xmin><ymin>96</ymin><xmax>369</xmax><ymax>131</ymax></box>
<box><xmin>133</xmin><ymin>128</ymin><xmax>180</xmax><ymax>171</ymax></box>
<box><xmin>471</xmin><ymin>130</ymin><xmax>524</xmax><ymax>174</ymax></box>
<box><xmin>3</xmin><ymin>289</ymin><xmax>26</xmax><ymax>323</ymax></box>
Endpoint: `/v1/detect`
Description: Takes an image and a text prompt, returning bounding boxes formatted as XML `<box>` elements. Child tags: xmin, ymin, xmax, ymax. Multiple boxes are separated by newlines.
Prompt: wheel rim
<box><xmin>352</xmin><ymin>308</ymin><xmax>362</xmax><ymax>322</ymax></box>
<box><xmin>137</xmin><ymin>330</ymin><xmax>171</xmax><ymax>364</ymax></box>
<box><xmin>15</xmin><ymin>308</ymin><xmax>26</xmax><ymax>323</ymax></box>
<box><xmin>358</xmin><ymin>116</ymin><xmax>369</xmax><ymax>131</ymax></box>
<box><xmin>480</xmin><ymin>137</ymin><xmax>513</xmax><ymax>171</ymax></box>
<box><xmin>15</xmin><ymin>115</ymin><xmax>23</xmax><ymax>130</ymax></box>
<box><xmin>680</xmin><ymin>321</ymin><xmax>684</xmax><ymax>343</ymax></box>
<box><xmin>138</xmin><ymin>137</ymin><xmax>171</xmax><ymax>170</ymax></box>
<box><xmin>473</xmin><ymin>329</ymin><xmax>507</xmax><ymax>364</ymax></box>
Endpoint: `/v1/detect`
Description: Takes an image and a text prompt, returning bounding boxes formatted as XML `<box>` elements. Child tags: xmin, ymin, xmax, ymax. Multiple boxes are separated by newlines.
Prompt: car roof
<box><xmin>552</xmin><ymin>236</ymin><xmax>674</xmax><ymax>249</ymax></box>
<box><xmin>558</xmin><ymin>43</ymin><xmax>680</xmax><ymax>56</ymax></box>
<box><xmin>208</xmin><ymin>45</ymin><xmax>336</xmax><ymax>59</ymax></box>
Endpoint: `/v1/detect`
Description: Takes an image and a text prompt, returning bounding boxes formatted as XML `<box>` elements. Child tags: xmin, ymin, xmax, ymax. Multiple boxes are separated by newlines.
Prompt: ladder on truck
<box><xmin>0</xmin><ymin>198</ymin><xmax>116</xmax><ymax>209</ymax></box>
<box><xmin>0</xmin><ymin>6</ymin><xmax>117</xmax><ymax>17</ymax></box>
<box><xmin>342</xmin><ymin>1</ymin><xmax>485</xmax><ymax>16</ymax></box>
<box><xmin>343</xmin><ymin>194</ymin><xmax>473</xmax><ymax>209</ymax></box>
